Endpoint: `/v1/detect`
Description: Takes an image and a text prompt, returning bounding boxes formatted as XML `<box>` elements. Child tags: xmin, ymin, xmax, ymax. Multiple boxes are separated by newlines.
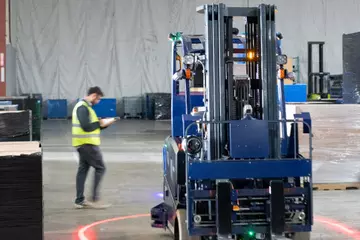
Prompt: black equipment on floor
<box><xmin>328</xmin><ymin>74</ymin><xmax>343</xmax><ymax>99</ymax></box>
<box><xmin>307</xmin><ymin>41</ymin><xmax>330</xmax><ymax>99</ymax></box>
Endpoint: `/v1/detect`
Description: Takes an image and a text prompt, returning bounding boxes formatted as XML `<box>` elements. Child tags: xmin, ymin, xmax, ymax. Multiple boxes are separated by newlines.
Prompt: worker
<box><xmin>72</xmin><ymin>86</ymin><xmax>117</xmax><ymax>209</ymax></box>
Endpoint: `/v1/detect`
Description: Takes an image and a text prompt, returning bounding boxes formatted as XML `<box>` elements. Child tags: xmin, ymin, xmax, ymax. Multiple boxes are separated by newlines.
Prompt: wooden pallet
<box><xmin>313</xmin><ymin>182</ymin><xmax>360</xmax><ymax>191</ymax></box>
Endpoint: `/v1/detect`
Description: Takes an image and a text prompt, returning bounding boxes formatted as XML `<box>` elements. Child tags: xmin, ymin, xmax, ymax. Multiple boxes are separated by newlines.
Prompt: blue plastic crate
<box><xmin>284</xmin><ymin>84</ymin><xmax>307</xmax><ymax>103</ymax></box>
<box><xmin>0</xmin><ymin>101</ymin><xmax>12</xmax><ymax>105</ymax></box>
<box><xmin>92</xmin><ymin>98</ymin><xmax>117</xmax><ymax>118</ymax></box>
<box><xmin>47</xmin><ymin>99</ymin><xmax>68</xmax><ymax>118</ymax></box>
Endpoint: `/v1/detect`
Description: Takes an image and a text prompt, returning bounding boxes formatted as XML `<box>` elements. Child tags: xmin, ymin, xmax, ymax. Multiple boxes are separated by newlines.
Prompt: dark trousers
<box><xmin>75</xmin><ymin>144</ymin><xmax>106</xmax><ymax>204</ymax></box>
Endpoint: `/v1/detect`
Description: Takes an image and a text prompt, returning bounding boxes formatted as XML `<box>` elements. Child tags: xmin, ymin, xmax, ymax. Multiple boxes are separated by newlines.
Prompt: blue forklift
<box><xmin>151</xmin><ymin>3</ymin><xmax>313</xmax><ymax>240</ymax></box>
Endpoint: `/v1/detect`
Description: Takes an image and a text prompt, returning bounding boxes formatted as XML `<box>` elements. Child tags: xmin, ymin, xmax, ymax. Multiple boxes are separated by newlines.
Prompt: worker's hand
<box><xmin>99</xmin><ymin>118</ymin><xmax>117</xmax><ymax>128</ymax></box>
<box><xmin>99</xmin><ymin>119</ymin><xmax>107</xmax><ymax>128</ymax></box>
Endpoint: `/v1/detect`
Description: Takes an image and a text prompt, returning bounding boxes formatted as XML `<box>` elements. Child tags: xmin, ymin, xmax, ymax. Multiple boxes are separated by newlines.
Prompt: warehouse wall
<box><xmin>10</xmin><ymin>0</ymin><xmax>360</xmax><ymax>101</ymax></box>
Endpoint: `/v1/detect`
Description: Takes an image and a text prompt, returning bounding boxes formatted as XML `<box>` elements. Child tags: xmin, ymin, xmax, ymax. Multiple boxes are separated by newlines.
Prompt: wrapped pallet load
<box><xmin>123</xmin><ymin>96</ymin><xmax>143</xmax><ymax>119</ymax></box>
<box><xmin>343</xmin><ymin>32</ymin><xmax>360</xmax><ymax>103</ymax></box>
<box><xmin>153</xmin><ymin>93</ymin><xmax>171</xmax><ymax>120</ymax></box>
<box><xmin>0</xmin><ymin>110</ymin><xmax>32</xmax><ymax>141</ymax></box>
<box><xmin>0</xmin><ymin>95</ymin><xmax>42</xmax><ymax>141</ymax></box>
<box><xmin>144</xmin><ymin>93</ymin><xmax>171</xmax><ymax>120</ymax></box>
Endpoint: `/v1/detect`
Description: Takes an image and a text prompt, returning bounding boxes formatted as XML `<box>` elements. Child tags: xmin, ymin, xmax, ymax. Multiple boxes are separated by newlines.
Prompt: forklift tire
<box><xmin>175</xmin><ymin>209</ymin><xmax>201</xmax><ymax>240</ymax></box>
<box><xmin>291</xmin><ymin>232</ymin><xmax>310</xmax><ymax>240</ymax></box>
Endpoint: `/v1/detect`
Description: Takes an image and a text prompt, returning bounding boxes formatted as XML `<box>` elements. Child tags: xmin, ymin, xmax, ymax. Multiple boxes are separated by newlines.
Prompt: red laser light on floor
<box><xmin>77</xmin><ymin>214</ymin><xmax>150</xmax><ymax>240</ymax></box>
<box><xmin>315</xmin><ymin>216</ymin><xmax>360</xmax><ymax>240</ymax></box>
<box><xmin>76</xmin><ymin>214</ymin><xmax>360</xmax><ymax>240</ymax></box>
<box><xmin>73</xmin><ymin>226</ymin><xmax>97</xmax><ymax>240</ymax></box>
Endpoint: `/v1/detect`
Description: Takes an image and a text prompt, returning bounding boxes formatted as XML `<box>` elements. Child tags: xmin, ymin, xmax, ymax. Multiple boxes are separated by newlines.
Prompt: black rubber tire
<box><xmin>291</xmin><ymin>232</ymin><xmax>311</xmax><ymax>240</ymax></box>
<box><xmin>175</xmin><ymin>209</ymin><xmax>201</xmax><ymax>240</ymax></box>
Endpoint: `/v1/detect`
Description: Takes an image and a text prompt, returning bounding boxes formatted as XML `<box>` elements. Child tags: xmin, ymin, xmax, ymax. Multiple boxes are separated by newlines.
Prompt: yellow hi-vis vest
<box><xmin>72</xmin><ymin>100</ymin><xmax>101</xmax><ymax>147</ymax></box>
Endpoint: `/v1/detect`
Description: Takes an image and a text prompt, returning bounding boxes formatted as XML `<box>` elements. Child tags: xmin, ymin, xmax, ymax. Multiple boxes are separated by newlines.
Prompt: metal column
<box><xmin>308</xmin><ymin>43</ymin><xmax>313</xmax><ymax>94</ymax></box>
<box><xmin>319</xmin><ymin>42</ymin><xmax>324</xmax><ymax>93</ymax></box>
<box><xmin>211</xmin><ymin>4</ymin><xmax>220</xmax><ymax>159</ymax></box>
<box><xmin>204</xmin><ymin>5</ymin><xmax>216</xmax><ymax>161</ymax></box>
<box><xmin>225</xmin><ymin>16</ymin><xmax>234</xmax><ymax>121</ymax></box>
<box><xmin>259</xmin><ymin>4</ymin><xmax>279</xmax><ymax>158</ymax></box>
<box><xmin>218</xmin><ymin>4</ymin><xmax>226</xmax><ymax>157</ymax></box>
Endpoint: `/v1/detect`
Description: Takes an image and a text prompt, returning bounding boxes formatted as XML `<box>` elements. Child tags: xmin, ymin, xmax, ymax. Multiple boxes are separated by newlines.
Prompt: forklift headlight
<box><xmin>183</xmin><ymin>54</ymin><xmax>194</xmax><ymax>65</ymax></box>
<box><xmin>182</xmin><ymin>136</ymin><xmax>202</xmax><ymax>156</ymax></box>
<box><xmin>276</xmin><ymin>54</ymin><xmax>287</xmax><ymax>65</ymax></box>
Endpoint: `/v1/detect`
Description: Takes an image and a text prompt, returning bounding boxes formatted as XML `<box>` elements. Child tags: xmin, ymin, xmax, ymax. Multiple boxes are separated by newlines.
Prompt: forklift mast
<box><xmin>198</xmin><ymin>3</ymin><xmax>280</xmax><ymax>160</ymax></box>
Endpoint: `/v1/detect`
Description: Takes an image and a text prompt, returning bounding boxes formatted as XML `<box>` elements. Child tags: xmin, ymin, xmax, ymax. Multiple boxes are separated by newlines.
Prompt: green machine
<box><xmin>307</xmin><ymin>41</ymin><xmax>331</xmax><ymax>101</ymax></box>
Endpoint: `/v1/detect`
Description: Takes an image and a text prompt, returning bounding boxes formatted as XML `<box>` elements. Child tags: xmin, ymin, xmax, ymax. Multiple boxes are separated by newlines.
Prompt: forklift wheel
<box><xmin>291</xmin><ymin>232</ymin><xmax>310</xmax><ymax>240</ymax></box>
<box><xmin>175</xmin><ymin>209</ymin><xmax>201</xmax><ymax>240</ymax></box>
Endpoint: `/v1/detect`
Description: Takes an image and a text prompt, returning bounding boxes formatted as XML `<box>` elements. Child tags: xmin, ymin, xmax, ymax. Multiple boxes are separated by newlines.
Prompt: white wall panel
<box><xmin>10</xmin><ymin>0</ymin><xmax>360</xmax><ymax>101</ymax></box>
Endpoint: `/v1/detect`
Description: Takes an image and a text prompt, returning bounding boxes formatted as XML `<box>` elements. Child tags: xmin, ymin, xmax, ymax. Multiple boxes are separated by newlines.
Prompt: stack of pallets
<box><xmin>0</xmin><ymin>142</ymin><xmax>43</xmax><ymax>239</ymax></box>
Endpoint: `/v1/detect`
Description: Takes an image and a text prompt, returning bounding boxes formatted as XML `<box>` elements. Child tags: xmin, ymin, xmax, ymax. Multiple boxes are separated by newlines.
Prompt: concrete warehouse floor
<box><xmin>42</xmin><ymin>120</ymin><xmax>360</xmax><ymax>240</ymax></box>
